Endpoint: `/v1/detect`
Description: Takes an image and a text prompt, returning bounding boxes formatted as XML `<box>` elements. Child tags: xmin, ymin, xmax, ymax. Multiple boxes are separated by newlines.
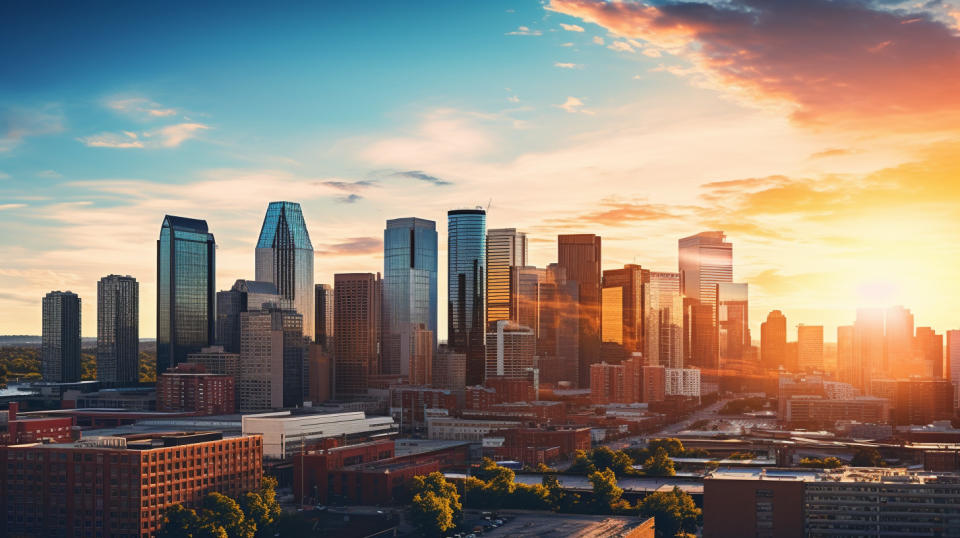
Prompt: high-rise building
<box><xmin>96</xmin><ymin>275</ymin><xmax>138</xmax><ymax>384</ymax></box>
<box><xmin>601</xmin><ymin>264</ymin><xmax>648</xmax><ymax>361</ymax></box>
<box><xmin>948</xmin><ymin>330</ymin><xmax>960</xmax><ymax>406</ymax></box>
<box><xmin>854</xmin><ymin>307</ymin><xmax>885</xmax><ymax>389</ymax></box>
<box><xmin>915</xmin><ymin>326</ymin><xmax>944</xmax><ymax>379</ymax></box>
<box><xmin>382</xmin><ymin>217</ymin><xmax>438</xmax><ymax>377</ymax></box>
<box><xmin>485</xmin><ymin>320</ymin><xmax>536</xmax><ymax>381</ymax></box>
<box><xmin>41</xmin><ymin>291</ymin><xmax>81</xmax><ymax>383</ymax></box>
<box><xmin>157</xmin><ymin>215</ymin><xmax>216</xmax><ymax>374</ymax></box>
<box><xmin>486</xmin><ymin>228</ymin><xmax>528</xmax><ymax>325</ymax></box>
<box><xmin>448</xmin><ymin>208</ymin><xmax>486</xmax><ymax>385</ymax></box>
<box><xmin>837</xmin><ymin>325</ymin><xmax>855</xmax><ymax>384</ymax></box>
<box><xmin>644</xmin><ymin>271</ymin><xmax>683</xmax><ymax>369</ymax></box>
<box><xmin>334</xmin><ymin>273</ymin><xmax>382</xmax><ymax>398</ymax></box>
<box><xmin>885</xmin><ymin>305</ymin><xmax>914</xmax><ymax>371</ymax></box>
<box><xmin>717</xmin><ymin>282</ymin><xmax>749</xmax><ymax>367</ymax></box>
<box><xmin>558</xmin><ymin>234</ymin><xmax>602</xmax><ymax>388</ymax></box>
<box><xmin>679</xmin><ymin>231</ymin><xmax>732</xmax><ymax>370</ymax></box>
<box><xmin>314</xmin><ymin>284</ymin><xmax>334</xmax><ymax>351</ymax></box>
<box><xmin>761</xmin><ymin>310</ymin><xmax>788</xmax><ymax>371</ymax></box>
<box><xmin>410</xmin><ymin>325</ymin><xmax>434</xmax><ymax>386</ymax></box>
<box><xmin>432</xmin><ymin>345</ymin><xmax>466</xmax><ymax>394</ymax></box>
<box><xmin>216</xmin><ymin>280</ymin><xmax>281</xmax><ymax>354</ymax></box>
<box><xmin>255</xmin><ymin>201</ymin><xmax>314</xmax><ymax>339</ymax></box>
<box><xmin>238</xmin><ymin>306</ymin><xmax>305</xmax><ymax>410</ymax></box>
<box><xmin>798</xmin><ymin>325</ymin><xmax>824</xmax><ymax>372</ymax></box>
<box><xmin>536</xmin><ymin>263</ymin><xmax>580</xmax><ymax>386</ymax></box>
<box><xmin>590</xmin><ymin>361</ymin><xmax>625</xmax><ymax>405</ymax></box>
<box><xmin>510</xmin><ymin>266</ymin><xmax>543</xmax><ymax>339</ymax></box>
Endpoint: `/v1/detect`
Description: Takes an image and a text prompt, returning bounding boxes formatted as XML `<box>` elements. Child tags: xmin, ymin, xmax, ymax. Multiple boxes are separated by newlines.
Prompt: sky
<box><xmin>2</xmin><ymin>0</ymin><xmax>959</xmax><ymax>341</ymax></box>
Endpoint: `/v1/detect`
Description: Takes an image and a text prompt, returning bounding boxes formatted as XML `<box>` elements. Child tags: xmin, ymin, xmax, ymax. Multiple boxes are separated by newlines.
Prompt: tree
<box><xmin>542</xmin><ymin>473</ymin><xmax>565</xmax><ymax>510</ymax></box>
<box><xmin>568</xmin><ymin>449</ymin><xmax>597</xmax><ymax>475</ymax></box>
<box><xmin>643</xmin><ymin>447</ymin><xmax>676</xmax><ymax>477</ymax></box>
<box><xmin>799</xmin><ymin>457</ymin><xmax>843</xmax><ymax>469</ymax></box>
<box><xmin>533</xmin><ymin>462</ymin><xmax>557</xmax><ymax>473</ymax></box>
<box><xmin>646</xmin><ymin>438</ymin><xmax>685</xmax><ymax>457</ymax></box>
<box><xmin>158</xmin><ymin>505</ymin><xmax>202</xmax><ymax>537</ymax></box>
<box><xmin>588</xmin><ymin>468</ymin><xmax>628</xmax><ymax>512</ymax></box>
<box><xmin>411</xmin><ymin>491</ymin><xmax>455</xmax><ymax>537</ymax></box>
<box><xmin>201</xmin><ymin>492</ymin><xmax>255</xmax><ymax>538</ymax></box>
<box><xmin>850</xmin><ymin>447</ymin><xmax>883</xmax><ymax>467</ymax></box>
<box><xmin>638</xmin><ymin>486</ymin><xmax>701</xmax><ymax>538</ymax></box>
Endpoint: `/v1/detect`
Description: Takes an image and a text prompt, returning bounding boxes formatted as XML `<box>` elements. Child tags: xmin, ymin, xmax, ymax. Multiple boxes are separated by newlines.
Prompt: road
<box><xmin>603</xmin><ymin>398</ymin><xmax>731</xmax><ymax>450</ymax></box>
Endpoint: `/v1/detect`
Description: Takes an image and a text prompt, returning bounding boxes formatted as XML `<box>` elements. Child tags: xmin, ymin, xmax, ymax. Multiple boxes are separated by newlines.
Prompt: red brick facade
<box><xmin>157</xmin><ymin>363</ymin><xmax>235</xmax><ymax>415</ymax></box>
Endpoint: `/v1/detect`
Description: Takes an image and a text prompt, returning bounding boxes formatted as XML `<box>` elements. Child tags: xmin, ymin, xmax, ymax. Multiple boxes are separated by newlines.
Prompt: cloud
<box><xmin>0</xmin><ymin>171</ymin><xmax>11</xmax><ymax>180</ymax></box>
<box><xmin>592</xmin><ymin>35</ymin><xmax>605</xmax><ymax>45</ymax></box>
<box><xmin>559</xmin><ymin>23</ymin><xmax>585</xmax><ymax>32</ymax></box>
<box><xmin>391</xmin><ymin>170</ymin><xmax>453</xmax><ymax>186</ymax></box>
<box><xmin>79</xmin><ymin>123</ymin><xmax>209</xmax><ymax>149</ymax></box>
<box><xmin>0</xmin><ymin>204</ymin><xmax>26</xmax><ymax>211</ymax></box>
<box><xmin>642</xmin><ymin>48</ymin><xmax>662</xmax><ymax>58</ymax></box>
<box><xmin>554</xmin><ymin>62</ymin><xmax>582</xmax><ymax>69</ymax></box>
<box><xmin>359</xmin><ymin>109</ymin><xmax>494</xmax><ymax>167</ymax></box>
<box><xmin>0</xmin><ymin>104</ymin><xmax>65</xmax><ymax>152</ymax></box>
<box><xmin>810</xmin><ymin>148</ymin><xmax>854</xmax><ymax>159</ymax></box>
<box><xmin>507</xmin><ymin>95</ymin><xmax>520</xmax><ymax>103</ymax></box>
<box><xmin>555</xmin><ymin>96</ymin><xmax>591</xmax><ymax>114</ymax></box>
<box><xmin>320</xmin><ymin>179</ymin><xmax>377</xmax><ymax>192</ymax></box>
<box><xmin>338</xmin><ymin>193</ymin><xmax>362</xmax><ymax>203</ymax></box>
<box><xmin>506</xmin><ymin>25</ymin><xmax>542</xmax><ymax>36</ymax></box>
<box><xmin>546</xmin><ymin>198</ymin><xmax>678</xmax><ymax>227</ymax></box>
<box><xmin>608</xmin><ymin>41</ymin><xmax>635</xmax><ymax>52</ymax></box>
<box><xmin>106</xmin><ymin>97</ymin><xmax>178</xmax><ymax>119</ymax></box>
<box><xmin>548</xmin><ymin>0</ymin><xmax>960</xmax><ymax>129</ymax></box>
<box><xmin>315</xmin><ymin>237</ymin><xmax>383</xmax><ymax>255</ymax></box>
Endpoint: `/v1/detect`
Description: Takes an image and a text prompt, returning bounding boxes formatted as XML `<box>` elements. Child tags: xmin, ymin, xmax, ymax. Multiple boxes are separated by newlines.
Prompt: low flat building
<box><xmin>157</xmin><ymin>363</ymin><xmax>235</xmax><ymax>415</ymax></box>
<box><xmin>241</xmin><ymin>410</ymin><xmax>397</xmax><ymax>459</ymax></box>
<box><xmin>426</xmin><ymin>417</ymin><xmax>521</xmax><ymax>442</ymax></box>
<box><xmin>784</xmin><ymin>395</ymin><xmax>889</xmax><ymax>426</ymax></box>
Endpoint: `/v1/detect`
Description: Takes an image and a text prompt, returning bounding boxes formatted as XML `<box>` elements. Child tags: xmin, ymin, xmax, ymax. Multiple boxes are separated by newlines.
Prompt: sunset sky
<box><xmin>1</xmin><ymin>0</ymin><xmax>958</xmax><ymax>341</ymax></box>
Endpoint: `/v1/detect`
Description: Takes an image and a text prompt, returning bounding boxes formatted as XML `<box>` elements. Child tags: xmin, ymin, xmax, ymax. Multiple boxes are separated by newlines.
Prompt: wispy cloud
<box><xmin>338</xmin><ymin>193</ymin><xmax>362</xmax><ymax>203</ymax></box>
<box><xmin>592</xmin><ymin>35</ymin><xmax>605</xmax><ymax>45</ymax></box>
<box><xmin>608</xmin><ymin>41</ymin><xmax>635</xmax><ymax>53</ymax></box>
<box><xmin>506</xmin><ymin>25</ymin><xmax>543</xmax><ymax>36</ymax></box>
<box><xmin>0</xmin><ymin>204</ymin><xmax>26</xmax><ymax>211</ymax></box>
<box><xmin>0</xmin><ymin>104</ymin><xmax>65</xmax><ymax>152</ymax></box>
<box><xmin>555</xmin><ymin>96</ymin><xmax>591</xmax><ymax>114</ymax></box>
<box><xmin>554</xmin><ymin>62</ymin><xmax>582</xmax><ymax>69</ymax></box>
<box><xmin>106</xmin><ymin>97</ymin><xmax>178</xmax><ymax>119</ymax></box>
<box><xmin>79</xmin><ymin>123</ymin><xmax>209</xmax><ymax>149</ymax></box>
<box><xmin>320</xmin><ymin>179</ymin><xmax>377</xmax><ymax>192</ymax></box>
<box><xmin>315</xmin><ymin>237</ymin><xmax>382</xmax><ymax>255</ymax></box>
<box><xmin>559</xmin><ymin>23</ymin><xmax>585</xmax><ymax>32</ymax></box>
<box><xmin>391</xmin><ymin>170</ymin><xmax>453</xmax><ymax>186</ymax></box>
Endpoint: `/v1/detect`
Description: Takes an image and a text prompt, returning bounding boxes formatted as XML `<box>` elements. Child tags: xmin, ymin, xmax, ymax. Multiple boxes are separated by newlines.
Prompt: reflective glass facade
<box><xmin>486</xmin><ymin>228</ymin><xmax>527</xmax><ymax>325</ymax></box>
<box><xmin>382</xmin><ymin>217</ymin><xmax>437</xmax><ymax>377</ymax></box>
<box><xmin>717</xmin><ymin>282</ymin><xmax>749</xmax><ymax>367</ymax></box>
<box><xmin>97</xmin><ymin>275</ymin><xmax>139</xmax><ymax>384</ymax></box>
<box><xmin>157</xmin><ymin>216</ymin><xmax>216</xmax><ymax>374</ymax></box>
<box><xmin>558</xmin><ymin>234</ymin><xmax>602</xmax><ymax>388</ymax></box>
<box><xmin>447</xmin><ymin>209</ymin><xmax>486</xmax><ymax>385</ymax></box>
<box><xmin>255</xmin><ymin>202</ymin><xmax>314</xmax><ymax>339</ymax></box>
<box><xmin>645</xmin><ymin>272</ymin><xmax>683</xmax><ymax>369</ymax></box>
<box><xmin>42</xmin><ymin>291</ymin><xmax>81</xmax><ymax>382</ymax></box>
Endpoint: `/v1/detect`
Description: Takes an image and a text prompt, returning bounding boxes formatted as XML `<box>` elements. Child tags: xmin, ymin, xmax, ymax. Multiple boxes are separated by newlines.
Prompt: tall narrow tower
<box><xmin>448</xmin><ymin>208</ymin><xmax>487</xmax><ymax>385</ymax></box>
<box><xmin>97</xmin><ymin>275</ymin><xmax>139</xmax><ymax>384</ymax></box>
<box><xmin>255</xmin><ymin>201</ymin><xmax>314</xmax><ymax>339</ymax></box>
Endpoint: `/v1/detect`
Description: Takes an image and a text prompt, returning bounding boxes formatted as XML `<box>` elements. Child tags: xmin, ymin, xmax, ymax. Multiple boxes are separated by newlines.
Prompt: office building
<box><xmin>665</xmin><ymin>367</ymin><xmax>701</xmax><ymax>397</ymax></box>
<box><xmin>536</xmin><ymin>264</ymin><xmax>580</xmax><ymax>386</ymax></box>
<box><xmin>42</xmin><ymin>291</ymin><xmax>81</xmax><ymax>383</ymax></box>
<box><xmin>642</xmin><ymin>365</ymin><xmax>667</xmax><ymax>403</ymax></box>
<box><xmin>432</xmin><ymin>346</ymin><xmax>466</xmax><ymax>393</ymax></box>
<box><xmin>783</xmin><ymin>395</ymin><xmax>889</xmax><ymax>426</ymax></box>
<box><xmin>215</xmin><ymin>279</ymin><xmax>281</xmax><ymax>354</ymax></box>
<box><xmin>314</xmin><ymin>283</ymin><xmax>334</xmax><ymax>351</ymax></box>
<box><xmin>255</xmin><ymin>201</ymin><xmax>314</xmax><ymax>339</ymax></box>
<box><xmin>885</xmin><ymin>305</ymin><xmax>915</xmax><ymax>371</ymax></box>
<box><xmin>96</xmin><ymin>275</ymin><xmax>139</xmax><ymax>384</ymax></box>
<box><xmin>333</xmin><ymin>273</ymin><xmax>382</xmax><ymax>398</ymax></box>
<box><xmin>382</xmin><ymin>217</ymin><xmax>438</xmax><ymax>377</ymax></box>
<box><xmin>761</xmin><ymin>310</ymin><xmax>788</xmax><ymax>371</ymax></box>
<box><xmin>644</xmin><ymin>271</ymin><xmax>683</xmax><ymax>369</ymax></box>
<box><xmin>949</xmin><ymin>330</ymin><xmax>960</xmax><ymax>406</ymax></box>
<box><xmin>448</xmin><ymin>208</ymin><xmax>487</xmax><ymax>385</ymax></box>
<box><xmin>486</xmin><ymin>228</ymin><xmax>527</xmax><ymax>325</ymax></box>
<box><xmin>0</xmin><ymin>432</ymin><xmax>263</xmax><ymax>537</ymax></box>
<box><xmin>914</xmin><ymin>326</ymin><xmax>944</xmax><ymax>379</ymax></box>
<box><xmin>893</xmin><ymin>378</ymin><xmax>954</xmax><ymax>425</ymax></box>
<box><xmin>157</xmin><ymin>363</ymin><xmax>235</xmax><ymax>415</ymax></box>
<box><xmin>308</xmin><ymin>344</ymin><xmax>332</xmax><ymax>404</ymax></box>
<box><xmin>157</xmin><ymin>215</ymin><xmax>216</xmax><ymax>374</ymax></box>
<box><xmin>717</xmin><ymin>282</ymin><xmax>749</xmax><ymax>366</ymax></box>
<box><xmin>511</xmin><ymin>266</ymin><xmax>543</xmax><ymax>339</ymax></box>
<box><xmin>238</xmin><ymin>306</ymin><xmax>305</xmax><ymax>410</ymax></box>
<box><xmin>410</xmin><ymin>325</ymin><xmax>434</xmax><ymax>386</ymax></box>
<box><xmin>797</xmin><ymin>325</ymin><xmax>824</xmax><ymax>372</ymax></box>
<box><xmin>601</xmin><ymin>264</ymin><xmax>648</xmax><ymax>361</ymax></box>
<box><xmin>590</xmin><ymin>362</ymin><xmax>625</xmax><ymax>404</ymax></box>
<box><xmin>679</xmin><ymin>231</ymin><xmax>732</xmax><ymax>370</ymax></box>
<box><xmin>558</xmin><ymin>234</ymin><xmax>602</xmax><ymax>387</ymax></box>
<box><xmin>241</xmin><ymin>410</ymin><xmax>397</xmax><ymax>459</ymax></box>
<box><xmin>837</xmin><ymin>325</ymin><xmax>855</xmax><ymax>384</ymax></box>
<box><xmin>853</xmin><ymin>307</ymin><xmax>885</xmax><ymax>389</ymax></box>
<box><xmin>485</xmin><ymin>320</ymin><xmax>536</xmax><ymax>381</ymax></box>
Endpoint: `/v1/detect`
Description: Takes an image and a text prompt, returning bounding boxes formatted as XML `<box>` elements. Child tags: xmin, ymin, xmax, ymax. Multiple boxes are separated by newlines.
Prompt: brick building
<box><xmin>0</xmin><ymin>431</ymin><xmax>262</xmax><ymax>537</ymax></box>
<box><xmin>1</xmin><ymin>402</ymin><xmax>74</xmax><ymax>445</ymax></box>
<box><xmin>157</xmin><ymin>363</ymin><xmax>235</xmax><ymax>415</ymax></box>
<box><xmin>483</xmin><ymin>426</ymin><xmax>590</xmax><ymax>465</ymax></box>
<box><xmin>893</xmin><ymin>379</ymin><xmax>954</xmax><ymax>426</ymax></box>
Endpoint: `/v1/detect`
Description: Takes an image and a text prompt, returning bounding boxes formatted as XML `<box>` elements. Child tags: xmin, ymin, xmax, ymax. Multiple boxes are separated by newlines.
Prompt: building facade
<box><xmin>255</xmin><ymin>201</ymin><xmax>314</xmax><ymax>339</ymax></box>
<box><xmin>717</xmin><ymin>282</ymin><xmax>749</xmax><ymax>367</ymax></box>
<box><xmin>485</xmin><ymin>228</ymin><xmax>528</xmax><ymax>325</ymax></box>
<box><xmin>645</xmin><ymin>271</ymin><xmax>683</xmax><ymax>369</ymax></box>
<box><xmin>314</xmin><ymin>283</ymin><xmax>334</xmax><ymax>352</ymax></box>
<box><xmin>485</xmin><ymin>320</ymin><xmax>537</xmax><ymax>381</ymax></box>
<box><xmin>679</xmin><ymin>231</ymin><xmax>732</xmax><ymax>371</ymax></box>
<box><xmin>157</xmin><ymin>363</ymin><xmax>236</xmax><ymax>415</ymax></box>
<box><xmin>448</xmin><ymin>209</ymin><xmax>487</xmax><ymax>385</ymax></box>
<box><xmin>797</xmin><ymin>325</ymin><xmax>824</xmax><ymax>372</ymax></box>
<box><xmin>96</xmin><ymin>275</ymin><xmax>139</xmax><ymax>384</ymax></box>
<box><xmin>761</xmin><ymin>310</ymin><xmax>788</xmax><ymax>371</ymax></box>
<box><xmin>216</xmin><ymin>279</ymin><xmax>281</xmax><ymax>354</ymax></box>
<box><xmin>238</xmin><ymin>307</ymin><xmax>305</xmax><ymax>410</ymax></box>
<box><xmin>42</xmin><ymin>291</ymin><xmax>82</xmax><ymax>383</ymax></box>
<box><xmin>558</xmin><ymin>234</ymin><xmax>602</xmax><ymax>388</ymax></box>
<box><xmin>333</xmin><ymin>273</ymin><xmax>382</xmax><ymax>398</ymax></box>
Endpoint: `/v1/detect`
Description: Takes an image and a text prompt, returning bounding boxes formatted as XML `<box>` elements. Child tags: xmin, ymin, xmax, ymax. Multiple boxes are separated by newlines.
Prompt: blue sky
<box><xmin>2</xmin><ymin>0</ymin><xmax>959</xmax><ymax>342</ymax></box>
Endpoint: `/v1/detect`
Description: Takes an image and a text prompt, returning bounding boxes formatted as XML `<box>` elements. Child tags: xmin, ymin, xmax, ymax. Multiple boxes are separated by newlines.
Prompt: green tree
<box><xmin>637</xmin><ymin>486</ymin><xmax>701</xmax><ymax>538</ymax></box>
<box><xmin>533</xmin><ymin>462</ymin><xmax>557</xmax><ymax>473</ymax></box>
<box><xmin>410</xmin><ymin>491</ymin><xmax>455</xmax><ymax>537</ymax></box>
<box><xmin>850</xmin><ymin>447</ymin><xmax>883</xmax><ymax>467</ymax></box>
<box><xmin>646</xmin><ymin>438</ymin><xmax>685</xmax><ymax>457</ymax></box>
<box><xmin>799</xmin><ymin>457</ymin><xmax>843</xmax><ymax>469</ymax></box>
<box><xmin>591</xmin><ymin>446</ymin><xmax>617</xmax><ymax>472</ymax></box>
<box><xmin>643</xmin><ymin>447</ymin><xmax>676</xmax><ymax>477</ymax></box>
<box><xmin>568</xmin><ymin>449</ymin><xmax>597</xmax><ymax>475</ymax></box>
<box><xmin>588</xmin><ymin>468</ymin><xmax>628</xmax><ymax>512</ymax></box>
<box><xmin>542</xmin><ymin>473</ymin><xmax>565</xmax><ymax>509</ymax></box>
<box><xmin>409</xmin><ymin>472</ymin><xmax>463</xmax><ymax>530</ymax></box>
<box><xmin>158</xmin><ymin>505</ymin><xmax>202</xmax><ymax>537</ymax></box>
<box><xmin>201</xmin><ymin>492</ymin><xmax>255</xmax><ymax>538</ymax></box>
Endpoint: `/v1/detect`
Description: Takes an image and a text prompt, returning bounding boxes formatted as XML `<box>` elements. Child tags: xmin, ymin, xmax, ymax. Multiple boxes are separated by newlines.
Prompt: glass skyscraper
<box><xmin>157</xmin><ymin>215</ymin><xmax>216</xmax><ymax>374</ymax></box>
<box><xmin>448</xmin><ymin>208</ymin><xmax>486</xmax><ymax>385</ymax></box>
<box><xmin>255</xmin><ymin>201</ymin><xmax>314</xmax><ymax>339</ymax></box>
<box><xmin>97</xmin><ymin>275</ymin><xmax>139</xmax><ymax>384</ymax></box>
<box><xmin>679</xmin><ymin>231</ymin><xmax>732</xmax><ymax>370</ymax></box>
<box><xmin>42</xmin><ymin>290</ymin><xmax>81</xmax><ymax>383</ymax></box>
<box><xmin>486</xmin><ymin>228</ymin><xmax>527</xmax><ymax>325</ymax></box>
<box><xmin>382</xmin><ymin>217</ymin><xmax>437</xmax><ymax>377</ymax></box>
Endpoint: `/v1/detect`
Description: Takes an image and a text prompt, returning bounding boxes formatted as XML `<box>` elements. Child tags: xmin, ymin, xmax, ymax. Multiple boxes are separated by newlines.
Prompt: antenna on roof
<box><xmin>487</xmin><ymin>198</ymin><xmax>492</xmax><ymax>212</ymax></box>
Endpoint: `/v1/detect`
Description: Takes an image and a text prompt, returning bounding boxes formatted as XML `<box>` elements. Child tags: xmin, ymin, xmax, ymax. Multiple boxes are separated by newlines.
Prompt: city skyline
<box><xmin>2</xmin><ymin>1</ymin><xmax>960</xmax><ymax>342</ymax></box>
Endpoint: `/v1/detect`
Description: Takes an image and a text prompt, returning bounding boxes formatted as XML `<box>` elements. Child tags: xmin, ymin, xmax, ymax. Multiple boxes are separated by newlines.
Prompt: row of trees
<box><xmin>800</xmin><ymin>447</ymin><xmax>884</xmax><ymax>469</ymax></box>
<box><xmin>406</xmin><ymin>459</ymin><xmax>701</xmax><ymax>538</ymax></box>
<box><xmin>567</xmin><ymin>439</ymin><xmax>708</xmax><ymax>478</ymax></box>
<box><xmin>157</xmin><ymin>476</ymin><xmax>310</xmax><ymax>537</ymax></box>
<box><xmin>0</xmin><ymin>347</ymin><xmax>157</xmax><ymax>384</ymax></box>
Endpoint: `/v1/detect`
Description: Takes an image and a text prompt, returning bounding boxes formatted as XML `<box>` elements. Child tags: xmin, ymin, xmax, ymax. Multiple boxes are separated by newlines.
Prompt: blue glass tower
<box><xmin>447</xmin><ymin>208</ymin><xmax>486</xmax><ymax>385</ymax></box>
<box><xmin>382</xmin><ymin>217</ymin><xmax>438</xmax><ymax>377</ymax></box>
<box><xmin>157</xmin><ymin>215</ymin><xmax>216</xmax><ymax>374</ymax></box>
<box><xmin>255</xmin><ymin>202</ymin><xmax>314</xmax><ymax>339</ymax></box>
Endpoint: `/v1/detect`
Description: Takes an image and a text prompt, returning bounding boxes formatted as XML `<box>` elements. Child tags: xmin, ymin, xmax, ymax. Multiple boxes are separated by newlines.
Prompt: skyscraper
<box><xmin>761</xmin><ymin>310</ymin><xmax>788</xmax><ymax>371</ymax></box>
<box><xmin>885</xmin><ymin>305</ymin><xmax>914</xmax><ymax>371</ymax></box>
<box><xmin>238</xmin><ymin>306</ymin><xmax>305</xmax><ymax>410</ymax></box>
<box><xmin>854</xmin><ymin>307</ymin><xmax>885</xmax><ymax>390</ymax></box>
<box><xmin>914</xmin><ymin>327</ymin><xmax>943</xmax><ymax>379</ymax></box>
<box><xmin>216</xmin><ymin>279</ymin><xmax>281</xmax><ymax>354</ymax></box>
<box><xmin>536</xmin><ymin>263</ymin><xmax>580</xmax><ymax>386</ymax></box>
<box><xmin>511</xmin><ymin>266</ymin><xmax>544</xmax><ymax>337</ymax></box>
<box><xmin>157</xmin><ymin>215</ymin><xmax>216</xmax><ymax>374</ymax></box>
<box><xmin>410</xmin><ymin>325</ymin><xmax>434</xmax><ymax>386</ymax></box>
<box><xmin>485</xmin><ymin>320</ymin><xmax>536</xmax><ymax>380</ymax></box>
<box><xmin>797</xmin><ymin>324</ymin><xmax>824</xmax><ymax>372</ymax></box>
<box><xmin>601</xmin><ymin>264</ymin><xmax>648</xmax><ymax>361</ymax></box>
<box><xmin>334</xmin><ymin>273</ymin><xmax>382</xmax><ymax>398</ymax></box>
<box><xmin>448</xmin><ymin>208</ymin><xmax>486</xmax><ymax>385</ymax></box>
<box><xmin>486</xmin><ymin>228</ymin><xmax>527</xmax><ymax>325</ymax></box>
<box><xmin>314</xmin><ymin>284</ymin><xmax>334</xmax><ymax>352</ymax></box>
<box><xmin>255</xmin><ymin>201</ymin><xmax>314</xmax><ymax>339</ymax></box>
<box><xmin>42</xmin><ymin>291</ymin><xmax>81</xmax><ymax>383</ymax></box>
<box><xmin>382</xmin><ymin>217</ymin><xmax>438</xmax><ymax>377</ymax></box>
<box><xmin>716</xmin><ymin>282</ymin><xmax>749</xmax><ymax>367</ymax></box>
<box><xmin>96</xmin><ymin>275</ymin><xmax>139</xmax><ymax>384</ymax></box>
<box><xmin>644</xmin><ymin>271</ymin><xmax>683</xmax><ymax>369</ymax></box>
<box><xmin>947</xmin><ymin>330</ymin><xmax>960</xmax><ymax>406</ymax></box>
<box><xmin>679</xmin><ymin>231</ymin><xmax>732</xmax><ymax>370</ymax></box>
<box><xmin>558</xmin><ymin>234</ymin><xmax>602</xmax><ymax>388</ymax></box>
<box><xmin>837</xmin><ymin>325</ymin><xmax>855</xmax><ymax>384</ymax></box>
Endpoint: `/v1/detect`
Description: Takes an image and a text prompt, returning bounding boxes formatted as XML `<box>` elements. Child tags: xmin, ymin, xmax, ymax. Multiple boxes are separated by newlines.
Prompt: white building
<box><xmin>665</xmin><ymin>368</ymin><xmax>701</xmax><ymax>397</ymax></box>
<box><xmin>426</xmin><ymin>417</ymin><xmax>521</xmax><ymax>442</ymax></box>
<box><xmin>241</xmin><ymin>410</ymin><xmax>397</xmax><ymax>458</ymax></box>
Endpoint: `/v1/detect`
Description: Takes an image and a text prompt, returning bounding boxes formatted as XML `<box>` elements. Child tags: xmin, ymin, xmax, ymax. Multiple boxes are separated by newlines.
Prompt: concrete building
<box><xmin>797</xmin><ymin>325</ymin><xmax>824</xmax><ymax>372</ymax></box>
<box><xmin>215</xmin><ymin>279</ymin><xmax>281</xmax><ymax>354</ymax></box>
<box><xmin>485</xmin><ymin>320</ymin><xmax>536</xmax><ymax>381</ymax></box>
<box><xmin>238</xmin><ymin>306</ymin><xmax>305</xmax><ymax>410</ymax></box>
<box><xmin>42</xmin><ymin>291</ymin><xmax>82</xmax><ymax>383</ymax></box>
<box><xmin>241</xmin><ymin>410</ymin><xmax>397</xmax><ymax>459</ymax></box>
<box><xmin>96</xmin><ymin>275</ymin><xmax>139</xmax><ymax>384</ymax></box>
<box><xmin>784</xmin><ymin>395</ymin><xmax>889</xmax><ymax>426</ymax></box>
<box><xmin>665</xmin><ymin>367</ymin><xmax>701</xmax><ymax>398</ymax></box>
<box><xmin>486</xmin><ymin>228</ymin><xmax>528</xmax><ymax>325</ymax></box>
<box><xmin>333</xmin><ymin>273</ymin><xmax>382</xmax><ymax>398</ymax></box>
<box><xmin>761</xmin><ymin>310</ymin><xmax>788</xmax><ymax>371</ymax></box>
<box><xmin>426</xmin><ymin>416</ymin><xmax>521</xmax><ymax>442</ymax></box>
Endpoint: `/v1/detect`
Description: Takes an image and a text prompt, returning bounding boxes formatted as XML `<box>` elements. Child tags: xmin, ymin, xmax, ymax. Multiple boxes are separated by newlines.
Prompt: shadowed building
<box><xmin>601</xmin><ymin>264</ymin><xmax>648</xmax><ymax>362</ymax></box>
<box><xmin>314</xmin><ymin>283</ymin><xmax>334</xmax><ymax>352</ymax></box>
<box><xmin>157</xmin><ymin>215</ymin><xmax>216</xmax><ymax>374</ymax></box>
<box><xmin>679</xmin><ymin>231</ymin><xmax>732</xmax><ymax>371</ymax></box>
<box><xmin>96</xmin><ymin>275</ymin><xmax>139</xmax><ymax>384</ymax></box>
<box><xmin>761</xmin><ymin>310</ymin><xmax>788</xmax><ymax>371</ymax></box>
<box><xmin>645</xmin><ymin>271</ymin><xmax>683</xmax><ymax>369</ymax></box>
<box><xmin>717</xmin><ymin>282</ymin><xmax>749</xmax><ymax>368</ymax></box>
<box><xmin>558</xmin><ymin>234</ymin><xmax>602</xmax><ymax>388</ymax></box>
<box><xmin>255</xmin><ymin>201</ymin><xmax>314</xmax><ymax>339</ymax></box>
<box><xmin>334</xmin><ymin>273</ymin><xmax>382</xmax><ymax>398</ymax></box>
<box><xmin>216</xmin><ymin>279</ymin><xmax>281</xmax><ymax>354</ymax></box>
<box><xmin>448</xmin><ymin>208</ymin><xmax>487</xmax><ymax>385</ymax></box>
<box><xmin>42</xmin><ymin>291</ymin><xmax>81</xmax><ymax>383</ymax></box>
